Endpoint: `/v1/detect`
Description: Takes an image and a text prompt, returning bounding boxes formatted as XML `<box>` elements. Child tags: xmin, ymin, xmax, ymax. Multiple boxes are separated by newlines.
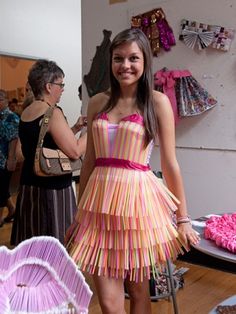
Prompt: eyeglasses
<box><xmin>50</xmin><ymin>82</ymin><xmax>65</xmax><ymax>88</ymax></box>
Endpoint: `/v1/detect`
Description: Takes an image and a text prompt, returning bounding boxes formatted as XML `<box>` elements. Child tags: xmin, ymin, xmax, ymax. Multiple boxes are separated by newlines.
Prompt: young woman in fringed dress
<box><xmin>66</xmin><ymin>28</ymin><xmax>200</xmax><ymax>314</ymax></box>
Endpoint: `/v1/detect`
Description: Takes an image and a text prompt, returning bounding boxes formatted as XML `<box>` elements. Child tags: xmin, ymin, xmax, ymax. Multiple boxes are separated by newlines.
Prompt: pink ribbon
<box><xmin>154</xmin><ymin>69</ymin><xmax>191</xmax><ymax>124</ymax></box>
<box><xmin>95</xmin><ymin>158</ymin><xmax>151</xmax><ymax>171</ymax></box>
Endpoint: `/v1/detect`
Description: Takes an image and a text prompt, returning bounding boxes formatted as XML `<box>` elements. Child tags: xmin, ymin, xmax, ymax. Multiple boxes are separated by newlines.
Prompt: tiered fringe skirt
<box><xmin>67</xmin><ymin>167</ymin><xmax>185</xmax><ymax>282</ymax></box>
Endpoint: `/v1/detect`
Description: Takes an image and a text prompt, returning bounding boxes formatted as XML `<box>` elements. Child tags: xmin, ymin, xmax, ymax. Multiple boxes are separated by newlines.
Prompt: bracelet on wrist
<box><xmin>176</xmin><ymin>215</ymin><xmax>191</xmax><ymax>222</ymax></box>
<box><xmin>176</xmin><ymin>215</ymin><xmax>191</xmax><ymax>225</ymax></box>
<box><xmin>177</xmin><ymin>220</ymin><xmax>191</xmax><ymax>225</ymax></box>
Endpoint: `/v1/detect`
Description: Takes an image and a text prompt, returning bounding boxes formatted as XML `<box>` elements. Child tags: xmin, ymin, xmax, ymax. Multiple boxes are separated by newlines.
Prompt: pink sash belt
<box><xmin>95</xmin><ymin>158</ymin><xmax>151</xmax><ymax>171</ymax></box>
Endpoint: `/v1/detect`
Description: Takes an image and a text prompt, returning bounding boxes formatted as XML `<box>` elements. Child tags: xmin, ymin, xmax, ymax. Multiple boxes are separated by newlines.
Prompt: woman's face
<box><xmin>111</xmin><ymin>41</ymin><xmax>144</xmax><ymax>88</ymax></box>
<box><xmin>48</xmin><ymin>76</ymin><xmax>65</xmax><ymax>103</ymax></box>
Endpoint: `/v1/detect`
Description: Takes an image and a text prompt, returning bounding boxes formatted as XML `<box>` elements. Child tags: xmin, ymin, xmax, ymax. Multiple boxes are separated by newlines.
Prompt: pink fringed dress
<box><xmin>66</xmin><ymin>112</ymin><xmax>185</xmax><ymax>282</ymax></box>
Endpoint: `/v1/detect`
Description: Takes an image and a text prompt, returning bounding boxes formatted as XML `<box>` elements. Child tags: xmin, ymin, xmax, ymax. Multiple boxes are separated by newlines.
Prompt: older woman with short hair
<box><xmin>11</xmin><ymin>59</ymin><xmax>86</xmax><ymax>245</ymax></box>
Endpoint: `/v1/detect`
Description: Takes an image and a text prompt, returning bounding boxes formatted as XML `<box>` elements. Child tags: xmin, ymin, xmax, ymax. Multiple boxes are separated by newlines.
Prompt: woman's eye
<box><xmin>130</xmin><ymin>56</ymin><xmax>139</xmax><ymax>61</ymax></box>
<box><xmin>113</xmin><ymin>56</ymin><xmax>122</xmax><ymax>62</ymax></box>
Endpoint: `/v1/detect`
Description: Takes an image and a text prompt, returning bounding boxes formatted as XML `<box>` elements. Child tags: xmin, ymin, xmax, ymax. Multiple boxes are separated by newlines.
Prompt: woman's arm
<box><xmin>153</xmin><ymin>90</ymin><xmax>200</xmax><ymax>245</ymax></box>
<box><xmin>154</xmin><ymin>91</ymin><xmax>187</xmax><ymax>217</ymax></box>
<box><xmin>48</xmin><ymin>108</ymin><xmax>84</xmax><ymax>159</ymax></box>
<box><xmin>77</xmin><ymin>132</ymin><xmax>87</xmax><ymax>157</ymax></box>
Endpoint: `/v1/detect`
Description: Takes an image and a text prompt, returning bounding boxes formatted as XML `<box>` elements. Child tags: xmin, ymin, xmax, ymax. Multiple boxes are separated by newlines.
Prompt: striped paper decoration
<box><xmin>0</xmin><ymin>236</ymin><xmax>92</xmax><ymax>314</ymax></box>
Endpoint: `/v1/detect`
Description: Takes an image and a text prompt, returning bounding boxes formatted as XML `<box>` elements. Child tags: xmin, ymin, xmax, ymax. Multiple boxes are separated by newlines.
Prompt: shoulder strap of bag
<box><xmin>36</xmin><ymin>104</ymin><xmax>56</xmax><ymax>148</ymax></box>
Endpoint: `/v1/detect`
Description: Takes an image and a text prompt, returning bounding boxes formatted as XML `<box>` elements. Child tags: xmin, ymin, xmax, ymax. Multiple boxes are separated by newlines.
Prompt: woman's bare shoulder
<box><xmin>153</xmin><ymin>90</ymin><xmax>169</xmax><ymax>103</ymax></box>
<box><xmin>87</xmin><ymin>91</ymin><xmax>110</xmax><ymax>115</ymax></box>
<box><xmin>153</xmin><ymin>90</ymin><xmax>172</xmax><ymax>114</ymax></box>
<box><xmin>20</xmin><ymin>101</ymin><xmax>49</xmax><ymax>121</ymax></box>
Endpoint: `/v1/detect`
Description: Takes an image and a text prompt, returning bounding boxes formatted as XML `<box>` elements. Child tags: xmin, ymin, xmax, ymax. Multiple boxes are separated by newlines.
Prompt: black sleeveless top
<box><xmin>19</xmin><ymin>114</ymin><xmax>72</xmax><ymax>189</ymax></box>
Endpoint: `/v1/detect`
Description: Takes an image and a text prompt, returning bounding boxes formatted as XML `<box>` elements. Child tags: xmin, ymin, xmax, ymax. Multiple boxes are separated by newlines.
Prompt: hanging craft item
<box><xmin>182</xmin><ymin>28</ymin><xmax>214</xmax><ymax>50</ymax></box>
<box><xmin>179</xmin><ymin>19</ymin><xmax>235</xmax><ymax>51</ymax></box>
<box><xmin>0</xmin><ymin>236</ymin><xmax>92</xmax><ymax>314</ymax></box>
<box><xmin>210</xmin><ymin>24</ymin><xmax>235</xmax><ymax>51</ymax></box>
<box><xmin>154</xmin><ymin>68</ymin><xmax>217</xmax><ymax>122</ymax></box>
<box><xmin>84</xmin><ymin>29</ymin><xmax>111</xmax><ymax>97</ymax></box>
<box><xmin>131</xmin><ymin>8</ymin><xmax>175</xmax><ymax>56</ymax></box>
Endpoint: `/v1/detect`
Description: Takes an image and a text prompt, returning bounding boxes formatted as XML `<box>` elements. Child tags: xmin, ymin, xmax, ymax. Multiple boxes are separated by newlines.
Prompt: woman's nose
<box><xmin>121</xmin><ymin>58</ymin><xmax>130</xmax><ymax>68</ymax></box>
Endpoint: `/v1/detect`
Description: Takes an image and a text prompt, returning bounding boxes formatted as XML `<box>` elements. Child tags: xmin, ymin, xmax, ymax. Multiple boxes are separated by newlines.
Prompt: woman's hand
<box><xmin>72</xmin><ymin>116</ymin><xmax>87</xmax><ymax>134</ymax></box>
<box><xmin>177</xmin><ymin>222</ymin><xmax>200</xmax><ymax>246</ymax></box>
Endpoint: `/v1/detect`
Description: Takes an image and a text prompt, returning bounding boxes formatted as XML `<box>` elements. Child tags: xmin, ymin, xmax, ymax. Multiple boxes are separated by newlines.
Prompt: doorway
<box><xmin>0</xmin><ymin>54</ymin><xmax>35</xmax><ymax>116</ymax></box>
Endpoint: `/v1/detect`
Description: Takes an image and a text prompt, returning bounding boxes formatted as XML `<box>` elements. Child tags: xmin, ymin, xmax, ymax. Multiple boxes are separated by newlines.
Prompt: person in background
<box><xmin>11</xmin><ymin>59</ymin><xmax>86</xmax><ymax>245</ymax></box>
<box><xmin>22</xmin><ymin>81</ymin><xmax>35</xmax><ymax>109</ymax></box>
<box><xmin>8</xmin><ymin>98</ymin><xmax>18</xmax><ymax>113</ymax></box>
<box><xmin>0</xmin><ymin>89</ymin><xmax>19</xmax><ymax>227</ymax></box>
<box><xmin>66</xmin><ymin>28</ymin><xmax>200</xmax><ymax>314</ymax></box>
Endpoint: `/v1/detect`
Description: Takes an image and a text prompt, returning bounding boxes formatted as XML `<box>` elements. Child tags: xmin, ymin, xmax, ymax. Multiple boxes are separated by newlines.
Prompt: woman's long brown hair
<box><xmin>101</xmin><ymin>28</ymin><xmax>158</xmax><ymax>145</ymax></box>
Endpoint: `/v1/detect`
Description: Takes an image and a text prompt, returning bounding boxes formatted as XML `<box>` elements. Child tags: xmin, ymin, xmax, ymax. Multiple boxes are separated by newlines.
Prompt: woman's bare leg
<box><xmin>125</xmin><ymin>278</ymin><xmax>151</xmax><ymax>314</ymax></box>
<box><xmin>93</xmin><ymin>274</ymin><xmax>126</xmax><ymax>314</ymax></box>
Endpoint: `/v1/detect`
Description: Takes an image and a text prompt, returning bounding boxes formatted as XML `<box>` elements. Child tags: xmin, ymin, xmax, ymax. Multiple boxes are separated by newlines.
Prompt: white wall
<box><xmin>81</xmin><ymin>0</ymin><xmax>236</xmax><ymax>217</ymax></box>
<box><xmin>0</xmin><ymin>0</ymin><xmax>82</xmax><ymax>125</ymax></box>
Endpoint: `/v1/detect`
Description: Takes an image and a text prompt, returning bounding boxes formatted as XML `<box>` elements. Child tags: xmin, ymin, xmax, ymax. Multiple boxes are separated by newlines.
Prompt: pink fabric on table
<box><xmin>204</xmin><ymin>213</ymin><xmax>236</xmax><ymax>253</ymax></box>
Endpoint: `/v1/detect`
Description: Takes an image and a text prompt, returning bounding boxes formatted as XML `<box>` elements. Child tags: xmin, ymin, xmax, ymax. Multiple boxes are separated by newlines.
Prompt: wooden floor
<box><xmin>1</xmin><ymin>196</ymin><xmax>236</xmax><ymax>314</ymax></box>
